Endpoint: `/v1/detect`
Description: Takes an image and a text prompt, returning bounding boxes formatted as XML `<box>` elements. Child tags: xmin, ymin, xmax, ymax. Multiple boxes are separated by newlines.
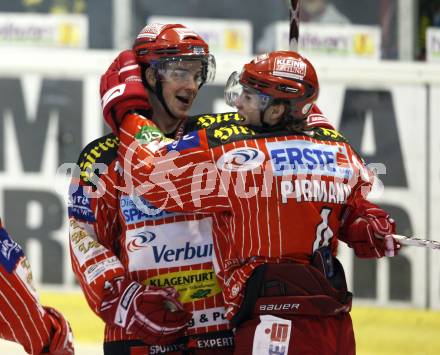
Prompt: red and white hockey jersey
<box><xmin>69</xmin><ymin>119</ymin><xmax>231</xmax><ymax>344</ymax></box>
<box><xmin>0</xmin><ymin>219</ymin><xmax>54</xmax><ymax>354</ymax></box>
<box><xmin>118</xmin><ymin>112</ymin><xmax>371</xmax><ymax>319</ymax></box>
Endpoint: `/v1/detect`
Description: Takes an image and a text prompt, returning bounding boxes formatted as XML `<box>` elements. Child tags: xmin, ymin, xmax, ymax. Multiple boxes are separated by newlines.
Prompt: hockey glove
<box><xmin>340</xmin><ymin>199</ymin><xmax>400</xmax><ymax>258</ymax></box>
<box><xmin>100</xmin><ymin>279</ymin><xmax>192</xmax><ymax>345</ymax></box>
<box><xmin>43</xmin><ymin>306</ymin><xmax>74</xmax><ymax>355</ymax></box>
<box><xmin>100</xmin><ymin>50</ymin><xmax>151</xmax><ymax>134</ymax></box>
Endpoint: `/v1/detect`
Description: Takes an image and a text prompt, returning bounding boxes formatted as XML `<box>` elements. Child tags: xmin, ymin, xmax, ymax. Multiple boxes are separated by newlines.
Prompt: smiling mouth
<box><xmin>176</xmin><ymin>95</ymin><xmax>191</xmax><ymax>105</ymax></box>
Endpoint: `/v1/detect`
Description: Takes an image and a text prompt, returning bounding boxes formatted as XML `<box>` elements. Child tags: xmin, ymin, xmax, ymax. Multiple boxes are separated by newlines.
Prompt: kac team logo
<box><xmin>216</xmin><ymin>147</ymin><xmax>265</xmax><ymax>171</ymax></box>
<box><xmin>127</xmin><ymin>231</ymin><xmax>156</xmax><ymax>252</ymax></box>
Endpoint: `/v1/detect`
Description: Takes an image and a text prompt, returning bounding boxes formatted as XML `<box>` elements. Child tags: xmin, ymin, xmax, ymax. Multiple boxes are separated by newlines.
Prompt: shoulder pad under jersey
<box><xmin>185</xmin><ymin>112</ymin><xmax>244</xmax><ymax>133</ymax></box>
<box><xmin>313</xmin><ymin>127</ymin><xmax>348</xmax><ymax>143</ymax></box>
<box><xmin>77</xmin><ymin>134</ymin><xmax>119</xmax><ymax>185</ymax></box>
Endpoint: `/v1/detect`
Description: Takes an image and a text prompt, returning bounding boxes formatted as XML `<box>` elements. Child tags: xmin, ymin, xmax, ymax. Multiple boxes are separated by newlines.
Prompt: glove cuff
<box><xmin>107</xmin><ymin>281</ymin><xmax>143</xmax><ymax>328</ymax></box>
<box><xmin>102</xmin><ymin>82</ymin><xmax>150</xmax><ymax>134</ymax></box>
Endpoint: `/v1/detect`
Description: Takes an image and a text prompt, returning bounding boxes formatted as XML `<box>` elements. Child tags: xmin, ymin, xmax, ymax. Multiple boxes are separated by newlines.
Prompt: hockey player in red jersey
<box><xmin>113</xmin><ymin>50</ymin><xmax>401</xmax><ymax>355</ymax></box>
<box><xmin>86</xmin><ymin>22</ymin><xmax>336</xmax><ymax>354</ymax></box>
<box><xmin>69</xmin><ymin>24</ymin><xmax>235</xmax><ymax>355</ymax></box>
<box><xmin>0</xmin><ymin>219</ymin><xmax>74</xmax><ymax>355</ymax></box>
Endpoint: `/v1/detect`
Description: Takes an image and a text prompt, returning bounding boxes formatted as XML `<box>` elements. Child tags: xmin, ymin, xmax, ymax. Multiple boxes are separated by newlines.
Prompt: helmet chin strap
<box><xmin>154</xmin><ymin>73</ymin><xmax>181</xmax><ymax>122</ymax></box>
<box><xmin>141</xmin><ymin>65</ymin><xmax>181</xmax><ymax>123</ymax></box>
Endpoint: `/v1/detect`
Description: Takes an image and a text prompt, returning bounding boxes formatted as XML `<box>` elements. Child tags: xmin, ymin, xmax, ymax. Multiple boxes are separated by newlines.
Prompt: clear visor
<box><xmin>224</xmin><ymin>71</ymin><xmax>271</xmax><ymax>110</ymax></box>
<box><xmin>155</xmin><ymin>54</ymin><xmax>215</xmax><ymax>87</ymax></box>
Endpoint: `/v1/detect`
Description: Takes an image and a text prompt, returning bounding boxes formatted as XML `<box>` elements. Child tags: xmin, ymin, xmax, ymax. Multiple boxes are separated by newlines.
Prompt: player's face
<box><xmin>235</xmin><ymin>88</ymin><xmax>266</xmax><ymax>125</ymax></box>
<box><xmin>159</xmin><ymin>60</ymin><xmax>204</xmax><ymax>119</ymax></box>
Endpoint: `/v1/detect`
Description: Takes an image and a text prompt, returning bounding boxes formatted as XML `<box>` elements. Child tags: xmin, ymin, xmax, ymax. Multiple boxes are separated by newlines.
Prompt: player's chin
<box><xmin>171</xmin><ymin>108</ymin><xmax>190</xmax><ymax>120</ymax></box>
<box><xmin>171</xmin><ymin>100</ymin><xmax>192</xmax><ymax>118</ymax></box>
<box><xmin>237</xmin><ymin>112</ymin><xmax>251</xmax><ymax>125</ymax></box>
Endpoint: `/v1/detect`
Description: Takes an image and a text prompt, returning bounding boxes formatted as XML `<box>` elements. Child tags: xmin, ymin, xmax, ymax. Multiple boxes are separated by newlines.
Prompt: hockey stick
<box><xmin>289</xmin><ymin>0</ymin><xmax>301</xmax><ymax>51</ymax></box>
<box><xmin>392</xmin><ymin>234</ymin><xmax>440</xmax><ymax>250</ymax></box>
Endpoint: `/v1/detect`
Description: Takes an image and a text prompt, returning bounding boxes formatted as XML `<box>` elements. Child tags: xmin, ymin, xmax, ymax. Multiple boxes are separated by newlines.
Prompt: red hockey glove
<box><xmin>340</xmin><ymin>199</ymin><xmax>400</xmax><ymax>258</ymax></box>
<box><xmin>305</xmin><ymin>104</ymin><xmax>336</xmax><ymax>130</ymax></box>
<box><xmin>100</xmin><ymin>279</ymin><xmax>192</xmax><ymax>345</ymax></box>
<box><xmin>43</xmin><ymin>306</ymin><xmax>74</xmax><ymax>355</ymax></box>
<box><xmin>100</xmin><ymin>50</ymin><xmax>151</xmax><ymax>134</ymax></box>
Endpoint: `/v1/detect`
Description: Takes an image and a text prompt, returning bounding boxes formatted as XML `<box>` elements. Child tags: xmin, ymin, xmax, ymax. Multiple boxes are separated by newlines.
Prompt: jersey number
<box><xmin>313</xmin><ymin>207</ymin><xmax>334</xmax><ymax>251</ymax></box>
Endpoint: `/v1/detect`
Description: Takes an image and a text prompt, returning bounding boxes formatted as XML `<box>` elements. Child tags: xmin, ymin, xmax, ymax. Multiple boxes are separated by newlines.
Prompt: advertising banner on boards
<box><xmin>0</xmin><ymin>13</ymin><xmax>88</xmax><ymax>48</ymax></box>
<box><xmin>148</xmin><ymin>16</ymin><xmax>253</xmax><ymax>56</ymax></box>
<box><xmin>259</xmin><ymin>21</ymin><xmax>381</xmax><ymax>61</ymax></box>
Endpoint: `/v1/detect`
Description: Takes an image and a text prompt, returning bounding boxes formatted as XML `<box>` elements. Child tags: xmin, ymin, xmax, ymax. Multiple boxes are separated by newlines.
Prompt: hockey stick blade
<box><xmin>393</xmin><ymin>234</ymin><xmax>440</xmax><ymax>250</ymax></box>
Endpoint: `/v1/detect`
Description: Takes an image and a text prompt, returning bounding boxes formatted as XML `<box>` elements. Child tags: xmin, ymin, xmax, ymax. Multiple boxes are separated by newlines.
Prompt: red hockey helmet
<box><xmin>133</xmin><ymin>23</ymin><xmax>215</xmax><ymax>85</ymax></box>
<box><xmin>225</xmin><ymin>51</ymin><xmax>319</xmax><ymax>119</ymax></box>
